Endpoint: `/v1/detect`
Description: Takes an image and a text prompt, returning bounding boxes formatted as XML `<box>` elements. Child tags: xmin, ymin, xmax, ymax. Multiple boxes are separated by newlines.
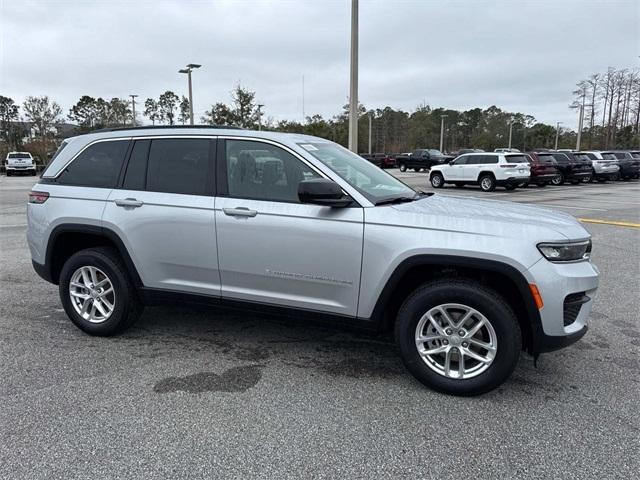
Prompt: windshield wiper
<box><xmin>375</xmin><ymin>193</ymin><xmax>421</xmax><ymax>206</ymax></box>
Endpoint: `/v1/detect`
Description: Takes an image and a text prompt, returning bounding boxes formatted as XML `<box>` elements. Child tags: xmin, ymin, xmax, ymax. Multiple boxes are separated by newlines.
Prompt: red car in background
<box><xmin>523</xmin><ymin>152</ymin><xmax>561</xmax><ymax>187</ymax></box>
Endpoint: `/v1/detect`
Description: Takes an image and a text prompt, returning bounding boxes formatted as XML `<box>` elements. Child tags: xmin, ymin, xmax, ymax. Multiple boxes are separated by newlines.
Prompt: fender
<box><xmin>367</xmin><ymin>254</ymin><xmax>543</xmax><ymax>353</ymax></box>
<box><xmin>42</xmin><ymin>223</ymin><xmax>143</xmax><ymax>287</ymax></box>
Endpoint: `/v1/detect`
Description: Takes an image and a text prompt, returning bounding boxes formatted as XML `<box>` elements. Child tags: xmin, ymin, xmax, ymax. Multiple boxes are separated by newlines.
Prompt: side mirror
<box><xmin>298</xmin><ymin>179</ymin><xmax>352</xmax><ymax>207</ymax></box>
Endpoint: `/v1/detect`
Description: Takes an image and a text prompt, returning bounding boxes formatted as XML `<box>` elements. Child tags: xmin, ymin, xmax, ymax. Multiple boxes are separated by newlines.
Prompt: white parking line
<box><xmin>524</xmin><ymin>203</ymin><xmax>607</xmax><ymax>211</ymax></box>
<box><xmin>0</xmin><ymin>224</ymin><xmax>27</xmax><ymax>228</ymax></box>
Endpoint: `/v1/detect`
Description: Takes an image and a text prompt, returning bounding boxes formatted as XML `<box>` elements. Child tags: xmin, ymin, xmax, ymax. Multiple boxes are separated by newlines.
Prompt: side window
<box><xmin>146</xmin><ymin>138</ymin><xmax>210</xmax><ymax>195</ymax></box>
<box><xmin>484</xmin><ymin>155</ymin><xmax>499</xmax><ymax>164</ymax></box>
<box><xmin>453</xmin><ymin>156</ymin><xmax>468</xmax><ymax>165</ymax></box>
<box><xmin>123</xmin><ymin>140</ymin><xmax>150</xmax><ymax>191</ymax></box>
<box><xmin>57</xmin><ymin>140</ymin><xmax>129</xmax><ymax>188</ymax></box>
<box><xmin>225</xmin><ymin>140</ymin><xmax>320</xmax><ymax>203</ymax></box>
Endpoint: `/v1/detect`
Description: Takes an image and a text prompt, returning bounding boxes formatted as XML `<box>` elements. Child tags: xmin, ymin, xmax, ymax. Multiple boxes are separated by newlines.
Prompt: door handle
<box><xmin>114</xmin><ymin>198</ymin><xmax>143</xmax><ymax>208</ymax></box>
<box><xmin>223</xmin><ymin>207</ymin><xmax>258</xmax><ymax>217</ymax></box>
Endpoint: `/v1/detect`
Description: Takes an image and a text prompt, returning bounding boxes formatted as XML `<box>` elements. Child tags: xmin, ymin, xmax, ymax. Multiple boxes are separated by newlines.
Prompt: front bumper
<box><xmin>526</xmin><ymin>257</ymin><xmax>599</xmax><ymax>352</ymax></box>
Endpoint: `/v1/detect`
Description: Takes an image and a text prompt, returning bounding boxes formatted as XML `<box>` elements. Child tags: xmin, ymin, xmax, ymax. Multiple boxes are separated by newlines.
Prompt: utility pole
<box><xmin>302</xmin><ymin>75</ymin><xmax>305</xmax><ymax>123</ymax></box>
<box><xmin>129</xmin><ymin>94</ymin><xmax>138</xmax><ymax>127</ymax></box>
<box><xmin>257</xmin><ymin>104</ymin><xmax>264</xmax><ymax>131</ymax></box>
<box><xmin>348</xmin><ymin>0</ymin><xmax>358</xmax><ymax>152</ymax></box>
<box><xmin>554</xmin><ymin>122</ymin><xmax>562</xmax><ymax>150</ymax></box>
<box><xmin>179</xmin><ymin>63</ymin><xmax>201</xmax><ymax>125</ymax></box>
<box><xmin>508</xmin><ymin>120</ymin><xmax>514</xmax><ymax>149</ymax></box>
<box><xmin>439</xmin><ymin>115</ymin><xmax>447</xmax><ymax>152</ymax></box>
<box><xmin>368</xmin><ymin>112</ymin><xmax>372</xmax><ymax>154</ymax></box>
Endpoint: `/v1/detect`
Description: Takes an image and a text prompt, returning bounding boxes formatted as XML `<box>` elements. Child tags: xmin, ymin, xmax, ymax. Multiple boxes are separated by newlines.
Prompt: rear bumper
<box><xmin>567</xmin><ymin>171</ymin><xmax>591</xmax><ymax>180</ymax></box>
<box><xmin>531</xmin><ymin>173</ymin><xmax>559</xmax><ymax>182</ymax></box>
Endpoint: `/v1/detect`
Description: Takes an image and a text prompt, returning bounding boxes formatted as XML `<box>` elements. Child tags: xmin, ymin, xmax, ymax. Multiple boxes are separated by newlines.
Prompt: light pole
<box><xmin>348</xmin><ymin>0</ymin><xmax>358</xmax><ymax>152</ymax></box>
<box><xmin>576</xmin><ymin>103</ymin><xmax>593</xmax><ymax>151</ymax></box>
<box><xmin>368</xmin><ymin>112</ymin><xmax>372</xmax><ymax>154</ymax></box>
<box><xmin>554</xmin><ymin>122</ymin><xmax>562</xmax><ymax>150</ymax></box>
<box><xmin>439</xmin><ymin>115</ymin><xmax>447</xmax><ymax>152</ymax></box>
<box><xmin>179</xmin><ymin>63</ymin><xmax>201</xmax><ymax>125</ymax></box>
<box><xmin>129</xmin><ymin>94</ymin><xmax>138</xmax><ymax>127</ymax></box>
<box><xmin>257</xmin><ymin>104</ymin><xmax>264</xmax><ymax>131</ymax></box>
<box><xmin>508</xmin><ymin>120</ymin><xmax>514</xmax><ymax>149</ymax></box>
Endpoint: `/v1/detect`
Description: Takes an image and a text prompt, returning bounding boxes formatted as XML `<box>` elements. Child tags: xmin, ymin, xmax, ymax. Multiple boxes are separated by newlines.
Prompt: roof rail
<box><xmin>91</xmin><ymin>124</ymin><xmax>244</xmax><ymax>133</ymax></box>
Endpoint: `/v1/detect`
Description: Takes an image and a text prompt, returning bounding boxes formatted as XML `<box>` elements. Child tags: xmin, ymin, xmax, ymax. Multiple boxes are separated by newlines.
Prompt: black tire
<box><xmin>504</xmin><ymin>184</ymin><xmax>516</xmax><ymax>191</ymax></box>
<box><xmin>6</xmin><ymin>171</ymin><xmax>11</xmax><ymax>177</ymax></box>
<box><xmin>59</xmin><ymin>247</ymin><xmax>143</xmax><ymax>336</ymax></box>
<box><xmin>454</xmin><ymin>182</ymin><xmax>466</xmax><ymax>188</ymax></box>
<box><xmin>518</xmin><ymin>181</ymin><xmax>529</xmax><ymax>188</ymax></box>
<box><xmin>479</xmin><ymin>174</ymin><xmax>496</xmax><ymax>192</ymax></box>
<box><xmin>551</xmin><ymin>172</ymin><xmax>564</xmax><ymax>185</ymax></box>
<box><xmin>596</xmin><ymin>177</ymin><xmax>606</xmax><ymax>183</ymax></box>
<box><xmin>430</xmin><ymin>172</ymin><xmax>444</xmax><ymax>188</ymax></box>
<box><xmin>399</xmin><ymin>163</ymin><xmax>407</xmax><ymax>172</ymax></box>
<box><xmin>414</xmin><ymin>167</ymin><xmax>422</xmax><ymax>172</ymax></box>
<box><xmin>395</xmin><ymin>279</ymin><xmax>522</xmax><ymax>396</ymax></box>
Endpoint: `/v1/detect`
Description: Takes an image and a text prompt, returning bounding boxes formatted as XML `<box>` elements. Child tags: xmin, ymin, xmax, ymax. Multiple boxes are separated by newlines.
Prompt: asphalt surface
<box><xmin>1</xmin><ymin>173</ymin><xmax>639</xmax><ymax>479</ymax></box>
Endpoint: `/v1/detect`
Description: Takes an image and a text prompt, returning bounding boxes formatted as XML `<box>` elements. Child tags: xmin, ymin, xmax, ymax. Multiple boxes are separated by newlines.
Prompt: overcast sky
<box><xmin>1</xmin><ymin>0</ymin><xmax>638</xmax><ymax>129</ymax></box>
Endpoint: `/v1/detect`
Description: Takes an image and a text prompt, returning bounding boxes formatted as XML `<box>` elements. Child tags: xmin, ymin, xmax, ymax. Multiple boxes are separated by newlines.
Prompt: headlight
<box><xmin>537</xmin><ymin>240</ymin><xmax>591</xmax><ymax>263</ymax></box>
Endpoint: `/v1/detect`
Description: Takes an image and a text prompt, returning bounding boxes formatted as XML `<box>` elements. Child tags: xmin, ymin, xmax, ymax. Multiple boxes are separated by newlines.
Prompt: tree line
<box><xmin>2</xmin><ymin>65</ymin><xmax>638</xmax><ymax>161</ymax></box>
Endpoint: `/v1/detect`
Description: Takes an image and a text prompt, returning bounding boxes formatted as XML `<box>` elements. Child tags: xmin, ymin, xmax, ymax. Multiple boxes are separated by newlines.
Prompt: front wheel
<box><xmin>59</xmin><ymin>247</ymin><xmax>143</xmax><ymax>336</ymax></box>
<box><xmin>395</xmin><ymin>280</ymin><xmax>521</xmax><ymax>396</ymax></box>
<box><xmin>399</xmin><ymin>163</ymin><xmax>407</xmax><ymax>172</ymax></box>
<box><xmin>430</xmin><ymin>172</ymin><xmax>444</xmax><ymax>188</ymax></box>
<box><xmin>479</xmin><ymin>174</ymin><xmax>496</xmax><ymax>192</ymax></box>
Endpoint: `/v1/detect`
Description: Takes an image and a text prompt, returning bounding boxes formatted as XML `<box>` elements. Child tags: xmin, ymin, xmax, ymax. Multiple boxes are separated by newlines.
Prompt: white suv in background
<box><xmin>430</xmin><ymin>152</ymin><xmax>530</xmax><ymax>191</ymax></box>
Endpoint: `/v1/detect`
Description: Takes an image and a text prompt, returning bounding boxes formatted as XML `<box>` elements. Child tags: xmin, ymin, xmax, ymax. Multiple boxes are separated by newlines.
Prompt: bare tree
<box><xmin>22</xmin><ymin>96</ymin><xmax>62</xmax><ymax>139</ymax></box>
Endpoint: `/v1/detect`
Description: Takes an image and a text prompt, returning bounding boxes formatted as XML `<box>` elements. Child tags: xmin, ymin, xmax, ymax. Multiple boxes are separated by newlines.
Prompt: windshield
<box><xmin>573</xmin><ymin>153</ymin><xmax>591</xmax><ymax>162</ymax></box>
<box><xmin>298</xmin><ymin>142</ymin><xmax>416</xmax><ymax>203</ymax></box>
<box><xmin>601</xmin><ymin>153</ymin><xmax>617</xmax><ymax>160</ymax></box>
<box><xmin>8</xmin><ymin>153</ymin><xmax>31</xmax><ymax>159</ymax></box>
<box><xmin>631</xmin><ymin>152</ymin><xmax>640</xmax><ymax>159</ymax></box>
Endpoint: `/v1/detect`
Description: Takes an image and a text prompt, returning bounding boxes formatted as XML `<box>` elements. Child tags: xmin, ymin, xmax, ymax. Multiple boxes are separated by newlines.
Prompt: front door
<box><xmin>215</xmin><ymin>138</ymin><xmax>364</xmax><ymax>316</ymax></box>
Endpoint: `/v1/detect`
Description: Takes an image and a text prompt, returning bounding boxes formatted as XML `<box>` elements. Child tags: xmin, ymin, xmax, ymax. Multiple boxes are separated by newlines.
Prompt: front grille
<box><xmin>563</xmin><ymin>292</ymin><xmax>589</xmax><ymax>326</ymax></box>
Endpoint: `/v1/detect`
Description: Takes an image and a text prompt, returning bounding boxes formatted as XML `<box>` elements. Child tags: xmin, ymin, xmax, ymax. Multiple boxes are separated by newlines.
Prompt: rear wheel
<box><xmin>479</xmin><ymin>174</ymin><xmax>496</xmax><ymax>192</ymax></box>
<box><xmin>430</xmin><ymin>172</ymin><xmax>444</xmax><ymax>188</ymax></box>
<box><xmin>395</xmin><ymin>280</ymin><xmax>521</xmax><ymax>396</ymax></box>
<box><xmin>551</xmin><ymin>172</ymin><xmax>564</xmax><ymax>185</ymax></box>
<box><xmin>59</xmin><ymin>247</ymin><xmax>143</xmax><ymax>336</ymax></box>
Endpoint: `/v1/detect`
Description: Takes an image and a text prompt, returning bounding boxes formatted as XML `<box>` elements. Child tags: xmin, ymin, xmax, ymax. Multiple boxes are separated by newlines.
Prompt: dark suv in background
<box><xmin>360</xmin><ymin>152</ymin><xmax>396</xmax><ymax>169</ymax></box>
<box><xmin>602</xmin><ymin>151</ymin><xmax>640</xmax><ymax>180</ymax></box>
<box><xmin>547</xmin><ymin>151</ymin><xmax>592</xmax><ymax>185</ymax></box>
<box><xmin>396</xmin><ymin>149</ymin><xmax>453</xmax><ymax>172</ymax></box>
<box><xmin>523</xmin><ymin>153</ymin><xmax>560</xmax><ymax>187</ymax></box>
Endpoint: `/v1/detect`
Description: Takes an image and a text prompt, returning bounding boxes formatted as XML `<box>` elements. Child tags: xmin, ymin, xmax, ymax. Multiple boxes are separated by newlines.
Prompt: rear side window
<box><xmin>476</xmin><ymin>155</ymin><xmax>498</xmax><ymax>164</ymax></box>
<box><xmin>504</xmin><ymin>155</ymin><xmax>529</xmax><ymax>163</ymax></box>
<box><xmin>57</xmin><ymin>140</ymin><xmax>129</xmax><ymax>188</ymax></box>
<box><xmin>146</xmin><ymin>138</ymin><xmax>211</xmax><ymax>195</ymax></box>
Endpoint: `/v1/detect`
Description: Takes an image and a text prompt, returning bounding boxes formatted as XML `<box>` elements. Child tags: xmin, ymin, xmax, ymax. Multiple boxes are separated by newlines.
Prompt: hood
<box><xmin>374</xmin><ymin>194</ymin><xmax>589</xmax><ymax>241</ymax></box>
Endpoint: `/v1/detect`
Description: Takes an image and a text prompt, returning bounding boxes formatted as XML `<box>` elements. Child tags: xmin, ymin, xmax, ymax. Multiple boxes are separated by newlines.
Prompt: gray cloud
<box><xmin>1</xmin><ymin>0</ymin><xmax>638</xmax><ymax>128</ymax></box>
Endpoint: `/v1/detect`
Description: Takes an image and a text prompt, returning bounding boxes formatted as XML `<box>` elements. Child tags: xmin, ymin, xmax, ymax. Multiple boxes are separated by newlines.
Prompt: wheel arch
<box><xmin>368</xmin><ymin>255</ymin><xmax>540</xmax><ymax>354</ymax></box>
<box><xmin>43</xmin><ymin>223</ymin><xmax>143</xmax><ymax>287</ymax></box>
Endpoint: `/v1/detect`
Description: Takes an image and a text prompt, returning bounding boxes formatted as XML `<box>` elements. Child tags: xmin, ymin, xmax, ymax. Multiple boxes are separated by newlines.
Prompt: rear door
<box><xmin>101</xmin><ymin>136</ymin><xmax>220</xmax><ymax>296</ymax></box>
<box><xmin>214</xmin><ymin>138</ymin><xmax>364</xmax><ymax>316</ymax></box>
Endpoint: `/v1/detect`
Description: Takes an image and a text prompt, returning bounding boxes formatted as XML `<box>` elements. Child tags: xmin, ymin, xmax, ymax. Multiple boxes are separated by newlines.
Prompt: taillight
<box><xmin>28</xmin><ymin>191</ymin><xmax>49</xmax><ymax>204</ymax></box>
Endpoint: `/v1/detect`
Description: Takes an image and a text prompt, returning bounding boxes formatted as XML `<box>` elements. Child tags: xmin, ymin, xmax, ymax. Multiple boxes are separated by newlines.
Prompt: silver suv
<box><xmin>27</xmin><ymin>127</ymin><xmax>599</xmax><ymax>396</ymax></box>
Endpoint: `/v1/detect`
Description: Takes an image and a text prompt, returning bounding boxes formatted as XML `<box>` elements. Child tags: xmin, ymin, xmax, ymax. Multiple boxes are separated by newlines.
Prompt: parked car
<box><xmin>600</xmin><ymin>151</ymin><xmax>640</xmax><ymax>180</ymax></box>
<box><xmin>363</xmin><ymin>153</ymin><xmax>396</xmax><ymax>169</ymax></box>
<box><xmin>5</xmin><ymin>151</ymin><xmax>37</xmax><ymax>176</ymax></box>
<box><xmin>429</xmin><ymin>152</ymin><xmax>530</xmax><ymax>191</ymax></box>
<box><xmin>494</xmin><ymin>148</ymin><xmax>521</xmax><ymax>153</ymax></box>
<box><xmin>396</xmin><ymin>149</ymin><xmax>453</xmax><ymax>172</ymax></box>
<box><xmin>546</xmin><ymin>151</ymin><xmax>592</xmax><ymax>185</ymax></box>
<box><xmin>27</xmin><ymin>126</ymin><xmax>598</xmax><ymax>396</ymax></box>
<box><xmin>522</xmin><ymin>152</ymin><xmax>561</xmax><ymax>187</ymax></box>
<box><xmin>575</xmin><ymin>151</ymin><xmax>619</xmax><ymax>182</ymax></box>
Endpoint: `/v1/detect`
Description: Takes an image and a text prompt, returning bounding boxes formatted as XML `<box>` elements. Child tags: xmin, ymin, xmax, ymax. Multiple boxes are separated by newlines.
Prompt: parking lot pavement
<box><xmin>1</xmin><ymin>174</ymin><xmax>639</xmax><ymax>479</ymax></box>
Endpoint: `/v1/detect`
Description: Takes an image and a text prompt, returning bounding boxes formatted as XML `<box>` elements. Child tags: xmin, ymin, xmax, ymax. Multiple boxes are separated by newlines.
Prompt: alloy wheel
<box><xmin>415</xmin><ymin>303</ymin><xmax>497</xmax><ymax>379</ymax></box>
<box><xmin>69</xmin><ymin>266</ymin><xmax>115</xmax><ymax>323</ymax></box>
